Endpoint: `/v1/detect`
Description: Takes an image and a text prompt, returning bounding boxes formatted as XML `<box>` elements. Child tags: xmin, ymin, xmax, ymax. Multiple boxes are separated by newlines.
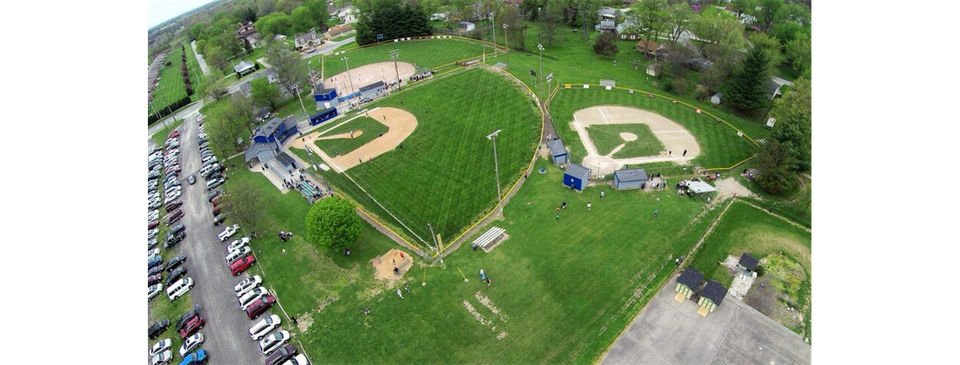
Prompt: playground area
<box><xmin>371</xmin><ymin>248</ymin><xmax>413</xmax><ymax>282</ymax></box>
<box><xmin>323</xmin><ymin>61</ymin><xmax>416</xmax><ymax>97</ymax></box>
<box><xmin>572</xmin><ymin>105</ymin><xmax>701</xmax><ymax>175</ymax></box>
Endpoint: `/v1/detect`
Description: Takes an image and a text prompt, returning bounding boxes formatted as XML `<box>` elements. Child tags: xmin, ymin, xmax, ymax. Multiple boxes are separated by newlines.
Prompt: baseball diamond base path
<box><xmin>291</xmin><ymin>107</ymin><xmax>418</xmax><ymax>172</ymax></box>
<box><xmin>573</xmin><ymin>106</ymin><xmax>701</xmax><ymax>176</ymax></box>
<box><xmin>324</xmin><ymin>61</ymin><xmax>416</xmax><ymax>97</ymax></box>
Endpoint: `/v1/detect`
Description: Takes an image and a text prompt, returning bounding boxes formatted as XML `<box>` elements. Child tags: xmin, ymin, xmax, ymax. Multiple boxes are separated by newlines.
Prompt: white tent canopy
<box><xmin>686</xmin><ymin>181</ymin><xmax>717</xmax><ymax>194</ymax></box>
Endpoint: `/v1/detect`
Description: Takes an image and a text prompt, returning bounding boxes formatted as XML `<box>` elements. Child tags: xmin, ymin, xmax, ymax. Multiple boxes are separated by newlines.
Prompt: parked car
<box><xmin>148</xmin><ymin>228</ymin><xmax>159</xmax><ymax>240</ymax></box>
<box><xmin>239</xmin><ymin>288</ymin><xmax>269</xmax><ymax>310</ymax></box>
<box><xmin>211</xmin><ymin>207</ymin><xmax>221</xmax><ymax>216</ymax></box>
<box><xmin>249</xmin><ymin>314</ymin><xmax>280</xmax><ymax>341</ymax></box>
<box><xmin>226</xmin><ymin>247</ymin><xmax>252</xmax><ymax>265</ymax></box>
<box><xmin>226</xmin><ymin>237</ymin><xmax>250</xmax><ymax>253</ymax></box>
<box><xmin>148</xmin><ymin>220</ymin><xmax>160</xmax><ymax>230</ymax></box>
<box><xmin>259</xmin><ymin>330</ymin><xmax>290</xmax><ymax>355</ymax></box>
<box><xmin>148</xmin><ymin>238</ymin><xmax>159</xmax><ymax>250</ymax></box>
<box><xmin>179</xmin><ymin>332</ymin><xmax>204</xmax><ymax>357</ymax></box>
<box><xmin>230</xmin><ymin>255</ymin><xmax>256</xmax><ymax>276</ymax></box>
<box><xmin>265</xmin><ymin>344</ymin><xmax>297</xmax><ymax>365</ymax></box>
<box><xmin>148</xmin><ymin>284</ymin><xmax>163</xmax><ymax>300</ymax></box>
<box><xmin>148</xmin><ymin>319</ymin><xmax>170</xmax><ymax>339</ymax></box>
<box><xmin>245</xmin><ymin>294</ymin><xmax>275</xmax><ymax>319</ymax></box>
<box><xmin>211</xmin><ymin>194</ymin><xmax>224</xmax><ymax>205</ymax></box>
<box><xmin>166</xmin><ymin>267</ymin><xmax>187</xmax><ymax>286</ymax></box>
<box><xmin>178</xmin><ymin>315</ymin><xmax>204</xmax><ymax>338</ymax></box>
<box><xmin>178</xmin><ymin>349</ymin><xmax>208</xmax><ymax>365</ymax></box>
<box><xmin>235</xmin><ymin>275</ymin><xmax>262</xmax><ymax>297</ymax></box>
<box><xmin>169</xmin><ymin>223</ymin><xmax>185</xmax><ymax>236</ymax></box>
<box><xmin>148</xmin><ymin>274</ymin><xmax>163</xmax><ymax>286</ymax></box>
<box><xmin>187</xmin><ymin>175</ymin><xmax>197</xmax><ymax>185</ymax></box>
<box><xmin>148</xmin><ymin>255</ymin><xmax>164</xmax><ymax>269</ymax></box>
<box><xmin>176</xmin><ymin>304</ymin><xmax>203</xmax><ymax>332</ymax></box>
<box><xmin>150</xmin><ymin>338</ymin><xmax>172</xmax><ymax>357</ymax></box>
<box><xmin>167</xmin><ymin>277</ymin><xmax>194</xmax><ymax>300</ymax></box>
<box><xmin>165</xmin><ymin>255</ymin><xmax>187</xmax><ymax>272</ymax></box>
<box><xmin>151</xmin><ymin>350</ymin><xmax>174</xmax><ymax>365</ymax></box>
<box><xmin>206</xmin><ymin>178</ymin><xmax>225</xmax><ymax>191</ymax></box>
<box><xmin>218</xmin><ymin>224</ymin><xmax>240</xmax><ymax>241</ymax></box>
<box><xmin>166</xmin><ymin>200</ymin><xmax>183</xmax><ymax>211</ymax></box>
<box><xmin>166</xmin><ymin>209</ymin><xmax>184</xmax><ymax>224</ymax></box>
<box><xmin>206</xmin><ymin>190</ymin><xmax>222</xmax><ymax>202</ymax></box>
<box><xmin>148</xmin><ymin>265</ymin><xmax>165</xmax><ymax>276</ymax></box>
<box><xmin>212</xmin><ymin>214</ymin><xmax>226</xmax><ymax>226</ymax></box>
<box><xmin>281</xmin><ymin>354</ymin><xmax>309</xmax><ymax>365</ymax></box>
<box><xmin>164</xmin><ymin>230</ymin><xmax>186</xmax><ymax>250</ymax></box>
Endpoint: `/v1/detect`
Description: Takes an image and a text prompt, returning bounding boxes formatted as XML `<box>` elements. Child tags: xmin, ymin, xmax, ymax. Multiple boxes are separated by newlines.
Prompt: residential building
<box><xmin>295</xmin><ymin>30</ymin><xmax>322</xmax><ymax>52</ymax></box>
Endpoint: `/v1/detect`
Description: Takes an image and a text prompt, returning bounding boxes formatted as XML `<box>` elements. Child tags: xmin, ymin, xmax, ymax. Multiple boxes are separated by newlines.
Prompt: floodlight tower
<box><xmin>486</xmin><ymin>129</ymin><xmax>503</xmax><ymax>200</ymax></box>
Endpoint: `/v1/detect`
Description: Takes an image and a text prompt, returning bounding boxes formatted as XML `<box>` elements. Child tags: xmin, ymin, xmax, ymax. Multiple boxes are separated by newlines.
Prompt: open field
<box><xmin>688</xmin><ymin>200</ymin><xmax>811</xmax><ymax>338</ymax></box>
<box><xmin>150</xmin><ymin>47</ymin><xmax>189</xmax><ymax>113</ymax></box>
<box><xmin>310</xmin><ymin>38</ymin><xmax>488</xmax><ymax>78</ymax></box>
<box><xmin>317</xmin><ymin>68</ymin><xmax>540</xmax><ymax>244</ymax></box>
<box><xmin>551</xmin><ymin>88</ymin><xmax>759</xmax><ymax>169</ymax></box>
<box><xmin>588</xmin><ymin>123</ymin><xmax>665</xmax><ymax>158</ymax></box>
<box><xmin>313</xmin><ymin>116</ymin><xmax>389</xmax><ymax>156</ymax></box>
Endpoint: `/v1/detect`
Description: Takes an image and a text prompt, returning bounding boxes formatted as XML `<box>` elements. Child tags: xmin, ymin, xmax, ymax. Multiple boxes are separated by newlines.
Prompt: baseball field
<box><xmin>311</xmin><ymin>38</ymin><xmax>493</xmax><ymax>79</ymax></box>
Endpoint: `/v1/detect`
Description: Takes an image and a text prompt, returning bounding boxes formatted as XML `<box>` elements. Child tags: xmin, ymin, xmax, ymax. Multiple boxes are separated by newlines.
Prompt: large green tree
<box><xmin>754</xmin><ymin>139</ymin><xmax>799</xmax><ymax>194</ymax></box>
<box><xmin>631</xmin><ymin>0</ymin><xmax>670</xmax><ymax>56</ymax></box>
<box><xmin>355</xmin><ymin>0</ymin><xmax>432</xmax><ymax>45</ymax></box>
<box><xmin>221</xmin><ymin>180</ymin><xmax>266</xmax><ymax>232</ymax></box>
<box><xmin>666</xmin><ymin>2</ymin><xmax>693</xmax><ymax>44</ymax></box>
<box><xmin>250</xmin><ymin>77</ymin><xmax>282</xmax><ymax>110</ymax></box>
<box><xmin>265</xmin><ymin>40</ymin><xmax>309</xmax><ymax>97</ymax></box>
<box><xmin>305</xmin><ymin>197</ymin><xmax>362</xmax><ymax>251</ymax></box>
<box><xmin>724</xmin><ymin>45</ymin><xmax>770</xmax><ymax>112</ymax></box>
<box><xmin>784</xmin><ymin>31</ymin><xmax>811</xmax><ymax>73</ymax></box>
<box><xmin>204</xmin><ymin>96</ymin><xmax>252</xmax><ymax>158</ymax></box>
<box><xmin>770</xmin><ymin>77</ymin><xmax>811</xmax><ymax>171</ymax></box>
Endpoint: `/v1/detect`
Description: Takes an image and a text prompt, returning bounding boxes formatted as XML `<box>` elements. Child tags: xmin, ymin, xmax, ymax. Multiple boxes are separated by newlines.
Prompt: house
<box><xmin>236</xmin><ymin>21</ymin><xmax>262</xmax><ymax>48</ymax></box>
<box><xmin>547</xmin><ymin>139</ymin><xmax>567</xmax><ymax>165</ymax></box>
<box><xmin>326</xmin><ymin>24</ymin><xmax>354</xmax><ymax>39</ymax></box>
<box><xmin>337</xmin><ymin>7</ymin><xmax>357</xmax><ymax>24</ymax></box>
<box><xmin>253</xmin><ymin>117</ymin><xmax>299</xmax><ymax>147</ymax></box>
<box><xmin>697</xmin><ymin>280</ymin><xmax>728</xmax><ymax>316</ymax></box>
<box><xmin>675</xmin><ymin>268</ymin><xmax>704</xmax><ymax>302</ymax></box>
<box><xmin>458</xmin><ymin>21</ymin><xmax>476</xmax><ymax>33</ymax></box>
<box><xmin>765</xmin><ymin>76</ymin><xmax>795</xmax><ymax>99</ymax></box>
<box><xmin>273</xmin><ymin>34</ymin><xmax>287</xmax><ymax>41</ymax></box>
<box><xmin>309</xmin><ymin>107</ymin><xmax>339</xmax><ymax>126</ymax></box>
<box><xmin>636</xmin><ymin>40</ymin><xmax>671</xmax><ymax>60</ymax></box>
<box><xmin>563</xmin><ymin>164</ymin><xmax>591</xmax><ymax>192</ymax></box>
<box><xmin>244</xmin><ymin>142</ymin><xmax>278</xmax><ymax>165</ymax></box>
<box><xmin>597</xmin><ymin>20</ymin><xmax>616</xmax><ymax>33</ymax></box>
<box><xmin>684</xmin><ymin>57</ymin><xmax>714</xmax><ymax>70</ymax></box>
<box><xmin>295</xmin><ymin>30</ymin><xmax>322</xmax><ymax>52</ymax></box>
<box><xmin>711</xmin><ymin>92</ymin><xmax>723</xmax><ymax>105</ymax></box>
<box><xmin>359</xmin><ymin>81</ymin><xmax>386</xmax><ymax>102</ymax></box>
<box><xmin>599</xmin><ymin>7</ymin><xmax>617</xmax><ymax>21</ymax></box>
<box><xmin>430</xmin><ymin>12</ymin><xmax>449</xmax><ymax>21</ymax></box>
<box><xmin>233</xmin><ymin>60</ymin><xmax>257</xmax><ymax>78</ymax></box>
<box><xmin>616</xmin><ymin>19</ymin><xmax>639</xmax><ymax>40</ymax></box>
<box><xmin>613</xmin><ymin>168</ymin><xmax>648</xmax><ymax>190</ymax></box>
<box><xmin>738</xmin><ymin>253</ymin><xmax>759</xmax><ymax>272</ymax></box>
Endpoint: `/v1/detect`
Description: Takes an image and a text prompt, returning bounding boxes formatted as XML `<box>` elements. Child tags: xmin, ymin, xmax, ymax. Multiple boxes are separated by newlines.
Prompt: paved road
<box><xmin>600</xmin><ymin>273</ymin><xmax>811</xmax><ymax>365</ymax></box>
<box><xmin>173</xmin><ymin>115</ymin><xmax>265</xmax><ymax>365</ymax></box>
<box><xmin>191</xmin><ymin>40</ymin><xmax>211</xmax><ymax>75</ymax></box>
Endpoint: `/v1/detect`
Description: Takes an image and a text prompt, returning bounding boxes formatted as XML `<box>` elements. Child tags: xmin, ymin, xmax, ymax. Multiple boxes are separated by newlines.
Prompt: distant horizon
<box><xmin>148</xmin><ymin>0</ymin><xmax>217</xmax><ymax>29</ymax></box>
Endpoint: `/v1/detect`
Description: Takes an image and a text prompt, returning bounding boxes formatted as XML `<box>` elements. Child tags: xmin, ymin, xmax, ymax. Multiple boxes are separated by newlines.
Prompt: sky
<box><xmin>148</xmin><ymin>0</ymin><xmax>217</xmax><ymax>29</ymax></box>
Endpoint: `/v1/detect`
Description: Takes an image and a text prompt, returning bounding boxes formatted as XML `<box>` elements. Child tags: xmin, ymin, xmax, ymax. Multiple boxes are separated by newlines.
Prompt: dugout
<box><xmin>613</xmin><ymin>168</ymin><xmax>648</xmax><ymax>190</ymax></box>
<box><xmin>310</xmin><ymin>107</ymin><xmax>339</xmax><ymax>126</ymax></box>
<box><xmin>563</xmin><ymin>164</ymin><xmax>591</xmax><ymax>192</ymax></box>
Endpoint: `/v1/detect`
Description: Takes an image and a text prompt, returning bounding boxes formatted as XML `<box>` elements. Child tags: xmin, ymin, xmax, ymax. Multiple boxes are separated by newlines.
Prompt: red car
<box><xmin>230</xmin><ymin>255</ymin><xmax>256</xmax><ymax>276</ymax></box>
<box><xmin>168</xmin><ymin>131</ymin><xmax>180</xmax><ymax>138</ymax></box>
<box><xmin>148</xmin><ymin>220</ymin><xmax>160</xmax><ymax>230</ymax></box>
<box><xmin>179</xmin><ymin>315</ymin><xmax>204</xmax><ymax>338</ymax></box>
<box><xmin>166</xmin><ymin>209</ymin><xmax>184</xmax><ymax>224</ymax></box>
<box><xmin>245</xmin><ymin>294</ymin><xmax>275</xmax><ymax>319</ymax></box>
<box><xmin>211</xmin><ymin>207</ymin><xmax>221</xmax><ymax>216</ymax></box>
<box><xmin>148</xmin><ymin>274</ymin><xmax>162</xmax><ymax>286</ymax></box>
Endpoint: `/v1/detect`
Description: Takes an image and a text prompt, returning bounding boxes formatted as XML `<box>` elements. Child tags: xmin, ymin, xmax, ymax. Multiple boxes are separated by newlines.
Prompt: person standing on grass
<box><xmin>561</xmin><ymin>201</ymin><xmax>567</xmax><ymax>209</ymax></box>
<box><xmin>587</xmin><ymin>202</ymin><xmax>591</xmax><ymax>211</ymax></box>
<box><xmin>600</xmin><ymin>191</ymin><xmax>605</xmax><ymax>199</ymax></box>
<box><xmin>654</xmin><ymin>209</ymin><xmax>659</xmax><ymax>218</ymax></box>
<box><xmin>555</xmin><ymin>213</ymin><xmax>560</xmax><ymax>220</ymax></box>
<box><xmin>396</xmin><ymin>289</ymin><xmax>404</xmax><ymax>299</ymax></box>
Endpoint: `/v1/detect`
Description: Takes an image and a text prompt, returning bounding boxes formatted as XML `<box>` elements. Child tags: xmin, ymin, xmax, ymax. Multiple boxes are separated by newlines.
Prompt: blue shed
<box><xmin>253</xmin><ymin>117</ymin><xmax>299</xmax><ymax>146</ymax></box>
<box><xmin>613</xmin><ymin>168</ymin><xmax>648</xmax><ymax>190</ymax></box>
<box><xmin>313</xmin><ymin>87</ymin><xmax>337</xmax><ymax>102</ymax></box>
<box><xmin>547</xmin><ymin>139</ymin><xmax>567</xmax><ymax>165</ymax></box>
<box><xmin>310</xmin><ymin>108</ymin><xmax>339</xmax><ymax>126</ymax></box>
<box><xmin>563</xmin><ymin>163</ymin><xmax>591</xmax><ymax>191</ymax></box>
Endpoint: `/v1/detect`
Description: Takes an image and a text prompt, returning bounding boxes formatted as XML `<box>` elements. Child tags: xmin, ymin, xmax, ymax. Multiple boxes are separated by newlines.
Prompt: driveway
<box><xmin>600</xmin><ymin>273</ymin><xmax>811</xmax><ymax>365</ymax></box>
<box><xmin>168</xmin><ymin>115</ymin><xmax>265</xmax><ymax>365</ymax></box>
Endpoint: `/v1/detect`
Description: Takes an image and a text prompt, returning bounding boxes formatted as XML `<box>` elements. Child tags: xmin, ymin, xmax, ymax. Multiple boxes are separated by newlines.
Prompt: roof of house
<box><xmin>459</xmin><ymin>21</ymin><xmax>475</xmax><ymax>27</ymax></box>
<box><xmin>244</xmin><ymin>142</ymin><xmax>276</xmax><ymax>163</ymax></box>
<box><xmin>276</xmin><ymin>151</ymin><xmax>295</xmax><ymax>167</ymax></box>
<box><xmin>233</xmin><ymin>60</ymin><xmax>256</xmax><ymax>73</ymax></box>
<box><xmin>328</xmin><ymin>24</ymin><xmax>353</xmax><ymax>35</ymax></box>
<box><xmin>565</xmin><ymin>163</ymin><xmax>591</xmax><ymax>179</ymax></box>
<box><xmin>599</xmin><ymin>20</ymin><xmax>616</xmax><ymax>30</ymax></box>
<box><xmin>712</xmin><ymin>92</ymin><xmax>723</xmax><ymax>98</ymax></box>
<box><xmin>599</xmin><ymin>7</ymin><xmax>617</xmax><ymax>16</ymax></box>
<box><xmin>547</xmin><ymin>139</ymin><xmax>566</xmax><ymax>156</ymax></box>
<box><xmin>255</xmin><ymin>117</ymin><xmax>296</xmax><ymax>137</ymax></box>
<box><xmin>677</xmin><ymin>268</ymin><xmax>704</xmax><ymax>289</ymax></box>
<box><xmin>636</xmin><ymin>39</ymin><xmax>664</xmax><ymax>51</ymax></box>
<box><xmin>295</xmin><ymin>31</ymin><xmax>318</xmax><ymax>44</ymax></box>
<box><xmin>765</xmin><ymin>77</ymin><xmax>793</xmax><ymax>96</ymax></box>
<box><xmin>700</xmin><ymin>280</ymin><xmax>727</xmax><ymax>306</ymax></box>
<box><xmin>614</xmin><ymin>168</ymin><xmax>648</xmax><ymax>182</ymax></box>
<box><xmin>359</xmin><ymin>81</ymin><xmax>385</xmax><ymax>93</ymax></box>
<box><xmin>739</xmin><ymin>253</ymin><xmax>759</xmax><ymax>271</ymax></box>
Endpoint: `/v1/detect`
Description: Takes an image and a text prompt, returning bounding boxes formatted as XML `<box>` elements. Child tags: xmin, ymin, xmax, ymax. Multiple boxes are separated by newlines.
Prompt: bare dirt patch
<box><xmin>371</xmin><ymin>248</ymin><xmax>414</xmax><ymax>282</ymax></box>
<box><xmin>714</xmin><ymin>177</ymin><xmax>756</xmax><ymax>201</ymax></box>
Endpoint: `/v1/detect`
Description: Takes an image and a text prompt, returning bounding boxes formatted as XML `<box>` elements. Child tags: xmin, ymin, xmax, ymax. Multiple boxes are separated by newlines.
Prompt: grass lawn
<box><xmin>316</xmin><ymin>68</ymin><xmax>541</xmax><ymax>245</ymax></box>
<box><xmin>735</xmin><ymin>168</ymin><xmax>812</xmax><ymax>228</ymax></box>
<box><xmin>687</xmin><ymin>200</ymin><xmax>811</xmax><ymax>338</ymax></box>
<box><xmin>313</xmin><ymin>116</ymin><xmax>389</xmax><ymax>156</ymax></box>
<box><xmin>151</xmin><ymin>47</ymin><xmax>189</xmax><ymax>113</ymax></box>
<box><xmin>310</xmin><ymin>38</ymin><xmax>487</xmax><ymax>78</ymax></box>
<box><xmin>587</xmin><ymin>123</ymin><xmax>665</xmax><ymax>158</ymax></box>
<box><xmin>227</xmin><ymin>153</ymin><xmax>724</xmax><ymax>364</ymax></box>
<box><xmin>550</xmin><ymin>87</ymin><xmax>759</xmax><ymax>169</ymax></box>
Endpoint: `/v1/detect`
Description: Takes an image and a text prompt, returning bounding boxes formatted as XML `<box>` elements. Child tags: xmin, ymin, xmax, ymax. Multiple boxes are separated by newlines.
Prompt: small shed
<box><xmin>646</xmin><ymin>64</ymin><xmax>658</xmax><ymax>77</ymax></box>
<box><xmin>275</xmin><ymin>151</ymin><xmax>297</xmax><ymax>172</ymax></box>
<box><xmin>697</xmin><ymin>280</ymin><xmax>728</xmax><ymax>316</ymax></box>
<box><xmin>458</xmin><ymin>22</ymin><xmax>475</xmax><ymax>32</ymax></box>
<box><xmin>711</xmin><ymin>92</ymin><xmax>723</xmax><ymax>105</ymax></box>
<box><xmin>314</xmin><ymin>87</ymin><xmax>338</xmax><ymax>102</ymax></box>
<box><xmin>310</xmin><ymin>107</ymin><xmax>339</xmax><ymax>126</ymax></box>
<box><xmin>738</xmin><ymin>253</ymin><xmax>759</xmax><ymax>272</ymax></box>
<box><xmin>613</xmin><ymin>168</ymin><xmax>648</xmax><ymax>190</ymax></box>
<box><xmin>675</xmin><ymin>268</ymin><xmax>704</xmax><ymax>301</ymax></box>
<box><xmin>563</xmin><ymin>164</ymin><xmax>591</xmax><ymax>192</ymax></box>
<box><xmin>547</xmin><ymin>139</ymin><xmax>567</xmax><ymax>165</ymax></box>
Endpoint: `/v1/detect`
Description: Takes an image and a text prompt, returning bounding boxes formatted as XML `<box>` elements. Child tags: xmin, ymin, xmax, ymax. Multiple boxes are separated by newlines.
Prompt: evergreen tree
<box><xmin>725</xmin><ymin>46</ymin><xmax>771</xmax><ymax>112</ymax></box>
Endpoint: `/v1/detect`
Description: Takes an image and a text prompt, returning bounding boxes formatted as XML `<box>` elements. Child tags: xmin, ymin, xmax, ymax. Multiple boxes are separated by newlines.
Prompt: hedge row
<box><xmin>148</xmin><ymin>95</ymin><xmax>192</xmax><ymax>126</ymax></box>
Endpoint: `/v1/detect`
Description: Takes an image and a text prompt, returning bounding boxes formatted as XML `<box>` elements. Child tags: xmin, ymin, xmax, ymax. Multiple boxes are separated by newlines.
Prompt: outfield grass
<box><xmin>587</xmin><ymin>123</ymin><xmax>665</xmax><ymax>158</ymax></box>
<box><xmin>310</xmin><ymin>38</ymin><xmax>487</xmax><ymax>78</ymax></box>
<box><xmin>687</xmin><ymin>200</ymin><xmax>811</xmax><ymax>337</ymax></box>
<box><xmin>313</xmin><ymin>116</ymin><xmax>389</xmax><ymax>156</ymax></box>
<box><xmin>151</xmin><ymin>47</ymin><xmax>189</xmax><ymax>113</ymax></box>
<box><xmin>317</xmin><ymin>68</ymin><xmax>540</xmax><ymax>244</ymax></box>
<box><xmin>551</xmin><ymin>88</ymin><xmax>759</xmax><ymax>169</ymax></box>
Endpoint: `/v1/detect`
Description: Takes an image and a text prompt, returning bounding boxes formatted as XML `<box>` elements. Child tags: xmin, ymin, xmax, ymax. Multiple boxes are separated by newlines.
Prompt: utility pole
<box><xmin>293</xmin><ymin>84</ymin><xmax>306</xmax><ymax>113</ymax></box>
<box><xmin>342</xmin><ymin>56</ymin><xmax>356</xmax><ymax>96</ymax></box>
<box><xmin>491</xmin><ymin>11</ymin><xmax>497</xmax><ymax>57</ymax></box>
<box><xmin>390</xmin><ymin>49</ymin><xmax>401</xmax><ymax>91</ymax></box>
<box><xmin>428</xmin><ymin>223</ymin><xmax>443</xmax><ymax>264</ymax></box>
<box><xmin>486</xmin><ymin>129</ymin><xmax>503</xmax><ymax>200</ymax></box>
<box><xmin>538</xmin><ymin>43</ymin><xmax>545</xmax><ymax>97</ymax></box>
<box><xmin>503</xmin><ymin>24</ymin><xmax>509</xmax><ymax>66</ymax></box>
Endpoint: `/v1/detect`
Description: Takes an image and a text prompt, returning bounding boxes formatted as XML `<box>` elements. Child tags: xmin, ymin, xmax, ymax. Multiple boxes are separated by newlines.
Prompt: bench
<box><xmin>473</xmin><ymin>226</ymin><xmax>506</xmax><ymax>252</ymax></box>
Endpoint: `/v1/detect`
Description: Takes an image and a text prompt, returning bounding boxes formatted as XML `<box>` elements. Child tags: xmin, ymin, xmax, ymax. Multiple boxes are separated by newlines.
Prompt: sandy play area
<box><xmin>573</xmin><ymin>105</ymin><xmax>701</xmax><ymax>175</ymax></box>
<box><xmin>324</xmin><ymin>61</ymin><xmax>416</xmax><ymax>97</ymax></box>
<box><xmin>291</xmin><ymin>107</ymin><xmax>418</xmax><ymax>172</ymax></box>
<box><xmin>371</xmin><ymin>248</ymin><xmax>413</xmax><ymax>281</ymax></box>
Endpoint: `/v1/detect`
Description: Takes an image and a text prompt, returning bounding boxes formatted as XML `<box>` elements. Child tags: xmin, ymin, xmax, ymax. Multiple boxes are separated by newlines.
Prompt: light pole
<box><xmin>538</xmin><ymin>43</ymin><xmax>544</xmax><ymax>96</ymax></box>
<box><xmin>390</xmin><ymin>49</ymin><xmax>401</xmax><ymax>91</ymax></box>
<box><xmin>486</xmin><ymin>129</ymin><xmax>503</xmax><ymax>200</ymax></box>
<box><xmin>491</xmin><ymin>12</ymin><xmax>496</xmax><ymax>57</ymax></box>
<box><xmin>342</xmin><ymin>56</ymin><xmax>356</xmax><ymax>96</ymax></box>
<box><xmin>503</xmin><ymin>24</ymin><xmax>509</xmax><ymax>66</ymax></box>
<box><xmin>293</xmin><ymin>84</ymin><xmax>306</xmax><ymax>113</ymax></box>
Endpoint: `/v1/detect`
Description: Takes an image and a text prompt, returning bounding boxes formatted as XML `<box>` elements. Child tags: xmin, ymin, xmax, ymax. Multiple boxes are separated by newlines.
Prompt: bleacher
<box><xmin>472</xmin><ymin>226</ymin><xmax>506</xmax><ymax>252</ymax></box>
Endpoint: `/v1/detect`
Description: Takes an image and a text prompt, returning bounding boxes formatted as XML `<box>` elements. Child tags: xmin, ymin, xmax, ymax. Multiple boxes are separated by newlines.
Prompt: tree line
<box><xmin>354</xmin><ymin>0</ymin><xmax>433</xmax><ymax>45</ymax></box>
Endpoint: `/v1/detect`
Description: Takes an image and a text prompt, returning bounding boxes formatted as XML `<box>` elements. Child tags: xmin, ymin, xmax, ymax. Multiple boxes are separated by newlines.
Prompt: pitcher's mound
<box><xmin>371</xmin><ymin>249</ymin><xmax>413</xmax><ymax>281</ymax></box>
<box><xmin>620</xmin><ymin>132</ymin><xmax>638</xmax><ymax>142</ymax></box>
<box><xmin>318</xmin><ymin>130</ymin><xmax>363</xmax><ymax>140</ymax></box>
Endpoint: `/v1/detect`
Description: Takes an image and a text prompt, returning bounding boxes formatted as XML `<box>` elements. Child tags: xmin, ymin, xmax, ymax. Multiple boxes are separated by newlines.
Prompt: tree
<box><xmin>250</xmin><ymin>77</ymin><xmax>282</xmax><ymax>110</ymax></box>
<box><xmin>578</xmin><ymin>0</ymin><xmax>599</xmax><ymax>42</ymax></box>
<box><xmin>499</xmin><ymin>4</ymin><xmax>527</xmax><ymax>51</ymax></box>
<box><xmin>190</xmin><ymin>22</ymin><xmax>206</xmax><ymax>40</ymax></box>
<box><xmin>770</xmin><ymin>77</ymin><xmax>811</xmax><ymax>171</ymax></box>
<box><xmin>730</xmin><ymin>0</ymin><xmax>755</xmax><ymax>19</ymax></box>
<box><xmin>221</xmin><ymin>180</ymin><xmax>265</xmax><ymax>232</ymax></box>
<box><xmin>724</xmin><ymin>45</ymin><xmax>770</xmax><ymax>112</ymax></box>
<box><xmin>784</xmin><ymin>31</ymin><xmax>810</xmax><ymax>73</ymax></box>
<box><xmin>751</xmin><ymin>0</ymin><xmax>783</xmax><ymax>32</ymax></box>
<box><xmin>291</xmin><ymin>6</ymin><xmax>316</xmax><ymax>33</ymax></box>
<box><xmin>631</xmin><ymin>0</ymin><xmax>670</xmax><ymax>57</ymax></box>
<box><xmin>305</xmin><ymin>197</ymin><xmax>362</xmax><ymax>251</ymax></box>
<box><xmin>204</xmin><ymin>98</ymin><xmax>251</xmax><ymax>158</ymax></box>
<box><xmin>203</xmin><ymin>44</ymin><xmax>229</xmax><ymax>72</ymax></box>
<box><xmin>747</xmin><ymin>32</ymin><xmax>782</xmax><ymax>70</ymax></box>
<box><xmin>689</xmin><ymin>7</ymin><xmax>746</xmax><ymax>61</ymax></box>
<box><xmin>265</xmin><ymin>40</ymin><xmax>308</xmax><ymax>97</ymax></box>
<box><xmin>205</xmin><ymin>73</ymin><xmax>229</xmax><ymax>101</ymax></box>
<box><xmin>539</xmin><ymin>1</ymin><xmax>563</xmax><ymax>46</ymax></box>
<box><xmin>754</xmin><ymin>139</ymin><xmax>799</xmax><ymax>194</ymax></box>
<box><xmin>593</xmin><ymin>32</ymin><xmax>618</xmax><ymax>56</ymax></box>
<box><xmin>304</xmin><ymin>0</ymin><xmax>330</xmax><ymax>32</ymax></box>
<box><xmin>236</xmin><ymin>6</ymin><xmax>258</xmax><ymax>23</ymax></box>
<box><xmin>355</xmin><ymin>0</ymin><xmax>432</xmax><ymax>45</ymax></box>
<box><xmin>666</xmin><ymin>2</ymin><xmax>693</xmax><ymax>44</ymax></box>
<box><xmin>255</xmin><ymin>12</ymin><xmax>292</xmax><ymax>39</ymax></box>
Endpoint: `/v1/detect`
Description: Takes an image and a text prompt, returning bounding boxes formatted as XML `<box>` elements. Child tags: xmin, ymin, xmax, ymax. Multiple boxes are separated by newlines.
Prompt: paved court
<box><xmin>600</xmin><ymin>274</ymin><xmax>810</xmax><ymax>365</ymax></box>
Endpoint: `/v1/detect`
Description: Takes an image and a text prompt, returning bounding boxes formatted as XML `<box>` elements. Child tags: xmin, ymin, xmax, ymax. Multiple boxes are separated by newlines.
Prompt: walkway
<box><xmin>191</xmin><ymin>40</ymin><xmax>210</xmax><ymax>75</ymax></box>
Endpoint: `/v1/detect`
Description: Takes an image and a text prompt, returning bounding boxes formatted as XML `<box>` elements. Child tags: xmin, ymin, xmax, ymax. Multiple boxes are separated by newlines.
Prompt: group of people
<box><xmin>479</xmin><ymin>269</ymin><xmax>492</xmax><ymax>287</ymax></box>
<box><xmin>278</xmin><ymin>231</ymin><xmax>293</xmax><ymax>242</ymax></box>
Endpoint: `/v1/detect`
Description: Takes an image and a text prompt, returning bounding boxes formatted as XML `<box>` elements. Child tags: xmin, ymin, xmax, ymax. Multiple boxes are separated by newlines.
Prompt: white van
<box><xmin>225</xmin><ymin>247</ymin><xmax>252</xmax><ymax>264</ymax></box>
<box><xmin>166</xmin><ymin>277</ymin><xmax>194</xmax><ymax>300</ymax></box>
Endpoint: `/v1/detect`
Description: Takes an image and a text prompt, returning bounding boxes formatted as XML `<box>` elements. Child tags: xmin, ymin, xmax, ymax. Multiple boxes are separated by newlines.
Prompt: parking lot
<box><xmin>600</xmin><ymin>274</ymin><xmax>811</xmax><ymax>365</ymax></box>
